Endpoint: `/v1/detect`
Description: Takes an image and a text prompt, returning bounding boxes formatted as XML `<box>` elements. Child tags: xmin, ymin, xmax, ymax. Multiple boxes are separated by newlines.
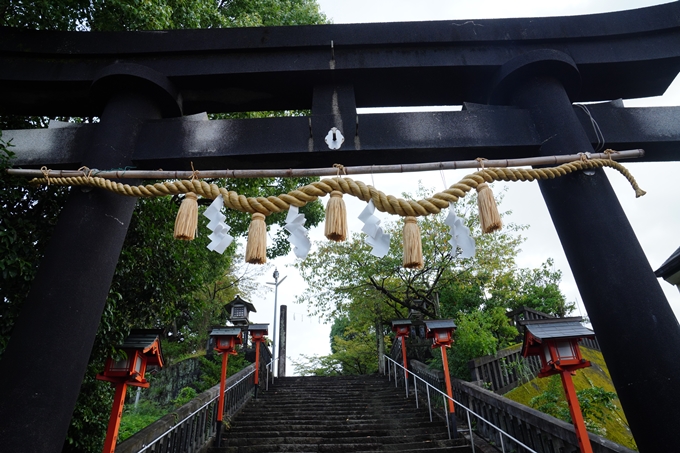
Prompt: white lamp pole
<box><xmin>266</xmin><ymin>268</ymin><xmax>286</xmax><ymax>376</ymax></box>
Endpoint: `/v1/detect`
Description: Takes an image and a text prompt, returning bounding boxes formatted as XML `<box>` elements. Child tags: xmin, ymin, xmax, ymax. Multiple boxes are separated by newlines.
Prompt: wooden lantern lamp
<box><xmin>96</xmin><ymin>330</ymin><xmax>164</xmax><ymax>453</ymax></box>
<box><xmin>424</xmin><ymin>319</ymin><xmax>458</xmax><ymax>438</ymax></box>
<box><xmin>210</xmin><ymin>327</ymin><xmax>243</xmax><ymax>447</ymax></box>
<box><xmin>391</xmin><ymin>319</ymin><xmax>412</xmax><ymax>378</ymax></box>
<box><xmin>520</xmin><ymin>318</ymin><xmax>596</xmax><ymax>453</ymax></box>
<box><xmin>248</xmin><ymin>324</ymin><xmax>269</xmax><ymax>399</ymax></box>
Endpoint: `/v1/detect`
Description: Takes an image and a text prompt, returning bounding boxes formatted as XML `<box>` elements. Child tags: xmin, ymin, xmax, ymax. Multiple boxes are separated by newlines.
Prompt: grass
<box><xmin>504</xmin><ymin>347</ymin><xmax>638</xmax><ymax>451</ymax></box>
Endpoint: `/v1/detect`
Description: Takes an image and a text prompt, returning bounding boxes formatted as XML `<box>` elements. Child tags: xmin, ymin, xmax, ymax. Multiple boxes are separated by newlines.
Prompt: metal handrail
<box><xmin>383</xmin><ymin>355</ymin><xmax>538</xmax><ymax>453</ymax></box>
<box><xmin>137</xmin><ymin>357</ymin><xmax>276</xmax><ymax>453</ymax></box>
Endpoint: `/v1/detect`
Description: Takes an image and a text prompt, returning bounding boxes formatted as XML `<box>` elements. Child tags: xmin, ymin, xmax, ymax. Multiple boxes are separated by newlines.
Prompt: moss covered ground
<box><xmin>504</xmin><ymin>347</ymin><xmax>637</xmax><ymax>451</ymax></box>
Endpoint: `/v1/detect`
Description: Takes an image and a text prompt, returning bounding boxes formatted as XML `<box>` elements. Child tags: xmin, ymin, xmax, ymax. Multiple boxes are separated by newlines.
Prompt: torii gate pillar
<box><xmin>0</xmin><ymin>66</ymin><xmax>181</xmax><ymax>453</ymax></box>
<box><xmin>491</xmin><ymin>50</ymin><xmax>680</xmax><ymax>452</ymax></box>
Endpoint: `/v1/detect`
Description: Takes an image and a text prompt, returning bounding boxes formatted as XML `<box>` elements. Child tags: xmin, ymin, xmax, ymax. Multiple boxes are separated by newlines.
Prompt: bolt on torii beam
<box><xmin>1</xmin><ymin>3</ymin><xmax>680</xmax><ymax>452</ymax></box>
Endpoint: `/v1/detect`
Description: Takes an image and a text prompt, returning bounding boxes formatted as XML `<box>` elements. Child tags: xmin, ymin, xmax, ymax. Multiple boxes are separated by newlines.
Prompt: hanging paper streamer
<box><xmin>358</xmin><ymin>200</ymin><xmax>391</xmax><ymax>257</ymax></box>
<box><xmin>203</xmin><ymin>195</ymin><xmax>234</xmax><ymax>254</ymax></box>
<box><xmin>284</xmin><ymin>205</ymin><xmax>312</xmax><ymax>259</ymax></box>
<box><xmin>445</xmin><ymin>203</ymin><xmax>475</xmax><ymax>258</ymax></box>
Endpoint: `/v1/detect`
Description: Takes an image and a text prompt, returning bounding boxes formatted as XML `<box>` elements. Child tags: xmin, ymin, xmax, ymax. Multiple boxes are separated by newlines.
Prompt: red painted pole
<box><xmin>217</xmin><ymin>352</ymin><xmax>229</xmax><ymax>422</ymax></box>
<box><xmin>560</xmin><ymin>370</ymin><xmax>594</xmax><ymax>453</ymax></box>
<box><xmin>102</xmin><ymin>381</ymin><xmax>128</xmax><ymax>453</ymax></box>
<box><xmin>400</xmin><ymin>335</ymin><xmax>409</xmax><ymax>379</ymax></box>
<box><xmin>254</xmin><ymin>340</ymin><xmax>261</xmax><ymax>386</ymax></box>
<box><xmin>439</xmin><ymin>346</ymin><xmax>455</xmax><ymax>414</ymax></box>
<box><xmin>215</xmin><ymin>352</ymin><xmax>230</xmax><ymax>447</ymax></box>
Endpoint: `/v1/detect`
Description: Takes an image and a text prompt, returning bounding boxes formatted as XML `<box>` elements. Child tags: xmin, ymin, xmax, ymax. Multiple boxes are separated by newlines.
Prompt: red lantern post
<box><xmin>96</xmin><ymin>330</ymin><xmax>164</xmax><ymax>453</ymax></box>
<box><xmin>424</xmin><ymin>320</ymin><xmax>457</xmax><ymax>438</ymax></box>
<box><xmin>520</xmin><ymin>318</ymin><xmax>596</xmax><ymax>453</ymax></box>
<box><xmin>209</xmin><ymin>327</ymin><xmax>243</xmax><ymax>447</ymax></box>
<box><xmin>248</xmin><ymin>324</ymin><xmax>269</xmax><ymax>399</ymax></box>
<box><xmin>391</xmin><ymin>320</ymin><xmax>412</xmax><ymax>379</ymax></box>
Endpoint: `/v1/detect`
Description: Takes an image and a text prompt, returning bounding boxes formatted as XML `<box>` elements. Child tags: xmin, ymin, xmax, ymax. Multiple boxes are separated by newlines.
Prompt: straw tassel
<box><xmin>402</xmin><ymin>216</ymin><xmax>423</xmax><ymax>269</ymax></box>
<box><xmin>476</xmin><ymin>183</ymin><xmax>502</xmax><ymax>233</ymax></box>
<box><xmin>244</xmin><ymin>212</ymin><xmax>267</xmax><ymax>264</ymax></box>
<box><xmin>173</xmin><ymin>192</ymin><xmax>198</xmax><ymax>240</ymax></box>
<box><xmin>325</xmin><ymin>190</ymin><xmax>348</xmax><ymax>242</ymax></box>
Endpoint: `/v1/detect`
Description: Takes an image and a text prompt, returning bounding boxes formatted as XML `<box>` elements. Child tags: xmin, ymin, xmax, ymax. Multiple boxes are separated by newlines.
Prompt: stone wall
<box><xmin>141</xmin><ymin>357</ymin><xmax>203</xmax><ymax>405</ymax></box>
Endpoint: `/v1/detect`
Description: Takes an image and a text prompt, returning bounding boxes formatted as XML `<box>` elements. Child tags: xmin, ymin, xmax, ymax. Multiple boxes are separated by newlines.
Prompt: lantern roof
<box><xmin>210</xmin><ymin>327</ymin><xmax>242</xmax><ymax>337</ymax></box>
<box><xmin>224</xmin><ymin>295</ymin><xmax>257</xmax><ymax>313</ymax></box>
<box><xmin>655</xmin><ymin>245</ymin><xmax>680</xmax><ymax>285</ymax></box>
<box><xmin>424</xmin><ymin>319</ymin><xmax>457</xmax><ymax>331</ymax></box>
<box><xmin>391</xmin><ymin>319</ymin><xmax>412</xmax><ymax>327</ymax></box>
<box><xmin>520</xmin><ymin>317</ymin><xmax>595</xmax><ymax>342</ymax></box>
<box><xmin>248</xmin><ymin>324</ymin><xmax>269</xmax><ymax>333</ymax></box>
<box><xmin>119</xmin><ymin>329</ymin><xmax>163</xmax><ymax>367</ymax></box>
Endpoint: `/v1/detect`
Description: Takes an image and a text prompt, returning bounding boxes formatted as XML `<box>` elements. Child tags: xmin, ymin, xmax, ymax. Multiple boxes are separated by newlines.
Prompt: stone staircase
<box><xmin>210</xmin><ymin>374</ymin><xmax>472</xmax><ymax>453</ymax></box>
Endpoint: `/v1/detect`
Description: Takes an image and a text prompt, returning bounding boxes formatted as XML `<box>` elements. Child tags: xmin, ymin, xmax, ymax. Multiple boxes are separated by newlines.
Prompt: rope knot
<box><xmin>333</xmin><ymin>163</ymin><xmax>347</xmax><ymax>176</ymax></box>
<box><xmin>40</xmin><ymin>166</ymin><xmax>51</xmax><ymax>185</ymax></box>
<box><xmin>190</xmin><ymin>162</ymin><xmax>200</xmax><ymax>181</ymax></box>
<box><xmin>603</xmin><ymin>149</ymin><xmax>619</xmax><ymax>161</ymax></box>
<box><xmin>475</xmin><ymin>157</ymin><xmax>488</xmax><ymax>170</ymax></box>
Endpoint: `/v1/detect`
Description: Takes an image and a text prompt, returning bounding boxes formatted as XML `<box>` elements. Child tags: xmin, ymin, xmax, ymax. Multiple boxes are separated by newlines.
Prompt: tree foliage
<box><xmin>0</xmin><ymin>1</ymin><xmax>329</xmax><ymax>451</ymax></box>
<box><xmin>295</xmin><ymin>187</ymin><xmax>572</xmax><ymax>377</ymax></box>
<box><xmin>0</xmin><ymin>0</ymin><xmax>328</xmax><ymax>31</ymax></box>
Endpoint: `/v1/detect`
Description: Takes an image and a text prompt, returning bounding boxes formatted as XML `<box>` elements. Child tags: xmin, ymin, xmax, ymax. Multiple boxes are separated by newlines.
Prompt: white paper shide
<box><xmin>203</xmin><ymin>195</ymin><xmax>234</xmax><ymax>254</ymax></box>
<box><xmin>445</xmin><ymin>202</ymin><xmax>475</xmax><ymax>258</ymax></box>
<box><xmin>358</xmin><ymin>200</ymin><xmax>391</xmax><ymax>257</ymax></box>
<box><xmin>284</xmin><ymin>205</ymin><xmax>312</xmax><ymax>259</ymax></box>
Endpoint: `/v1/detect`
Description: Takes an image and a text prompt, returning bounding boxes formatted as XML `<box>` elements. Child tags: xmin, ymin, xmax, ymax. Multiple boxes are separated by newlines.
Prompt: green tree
<box><xmin>0</xmin><ymin>0</ymin><xmax>328</xmax><ymax>31</ymax></box>
<box><xmin>295</xmin><ymin>187</ymin><xmax>570</xmax><ymax>377</ymax></box>
<box><xmin>0</xmin><ymin>1</ymin><xmax>329</xmax><ymax>451</ymax></box>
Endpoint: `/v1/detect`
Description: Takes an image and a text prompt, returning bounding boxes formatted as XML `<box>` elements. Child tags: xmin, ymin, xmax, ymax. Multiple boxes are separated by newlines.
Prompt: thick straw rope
<box><xmin>28</xmin><ymin>159</ymin><xmax>645</xmax><ymax>217</ymax></box>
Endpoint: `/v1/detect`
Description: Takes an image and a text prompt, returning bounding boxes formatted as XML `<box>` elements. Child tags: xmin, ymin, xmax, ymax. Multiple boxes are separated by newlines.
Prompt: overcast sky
<box><xmin>244</xmin><ymin>0</ymin><xmax>680</xmax><ymax>374</ymax></box>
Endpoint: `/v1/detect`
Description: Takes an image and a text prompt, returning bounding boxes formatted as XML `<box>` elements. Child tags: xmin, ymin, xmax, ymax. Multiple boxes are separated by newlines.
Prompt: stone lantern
<box><xmin>224</xmin><ymin>295</ymin><xmax>256</xmax><ymax>326</ymax></box>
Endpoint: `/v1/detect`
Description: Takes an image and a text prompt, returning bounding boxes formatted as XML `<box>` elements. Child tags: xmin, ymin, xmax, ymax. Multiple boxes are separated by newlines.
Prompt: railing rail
<box><xmin>383</xmin><ymin>355</ymin><xmax>538</xmax><ymax>453</ymax></box>
<box><xmin>116</xmin><ymin>350</ymin><xmax>275</xmax><ymax>453</ymax></box>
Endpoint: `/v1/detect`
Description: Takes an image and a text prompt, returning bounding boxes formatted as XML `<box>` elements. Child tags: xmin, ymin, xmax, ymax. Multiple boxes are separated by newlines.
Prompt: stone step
<box><xmin>227</xmin><ymin>421</ymin><xmax>447</xmax><ymax>433</ymax></box>
<box><xmin>223</xmin><ymin>432</ymin><xmax>451</xmax><ymax>446</ymax></box>
<box><xmin>214</xmin><ymin>374</ymin><xmax>473</xmax><ymax>453</ymax></box>
<box><xmin>232</xmin><ymin>412</ymin><xmax>434</xmax><ymax>422</ymax></box>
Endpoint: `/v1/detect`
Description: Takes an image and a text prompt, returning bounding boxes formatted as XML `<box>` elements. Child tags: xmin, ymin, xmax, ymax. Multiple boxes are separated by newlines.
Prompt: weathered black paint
<box><xmin>500</xmin><ymin>59</ymin><xmax>680</xmax><ymax>452</ymax></box>
<box><xmin>8</xmin><ymin>103</ymin><xmax>680</xmax><ymax>170</ymax></box>
<box><xmin>0</xmin><ymin>3</ymin><xmax>679</xmax><ymax>452</ymax></box>
<box><xmin>0</xmin><ymin>90</ymin><xmax>168</xmax><ymax>452</ymax></box>
<box><xmin>1</xmin><ymin>3</ymin><xmax>680</xmax><ymax>116</ymax></box>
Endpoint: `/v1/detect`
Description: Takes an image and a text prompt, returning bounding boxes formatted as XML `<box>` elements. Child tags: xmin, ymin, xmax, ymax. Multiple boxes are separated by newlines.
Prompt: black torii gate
<box><xmin>1</xmin><ymin>3</ymin><xmax>680</xmax><ymax>452</ymax></box>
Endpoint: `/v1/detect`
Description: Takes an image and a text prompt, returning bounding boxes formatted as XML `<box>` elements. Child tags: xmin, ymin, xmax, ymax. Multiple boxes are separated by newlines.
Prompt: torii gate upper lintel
<box><xmin>1</xmin><ymin>3</ymin><xmax>680</xmax><ymax>452</ymax></box>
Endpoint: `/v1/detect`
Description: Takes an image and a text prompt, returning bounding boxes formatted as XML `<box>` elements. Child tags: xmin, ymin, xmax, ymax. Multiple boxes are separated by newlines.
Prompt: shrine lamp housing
<box><xmin>248</xmin><ymin>324</ymin><xmax>269</xmax><ymax>341</ymax></box>
<box><xmin>210</xmin><ymin>327</ymin><xmax>243</xmax><ymax>353</ymax></box>
<box><xmin>97</xmin><ymin>329</ymin><xmax>163</xmax><ymax>387</ymax></box>
<box><xmin>224</xmin><ymin>295</ymin><xmax>257</xmax><ymax>326</ymax></box>
<box><xmin>520</xmin><ymin>318</ymin><xmax>595</xmax><ymax>378</ymax></box>
<box><xmin>424</xmin><ymin>320</ymin><xmax>457</xmax><ymax>348</ymax></box>
<box><xmin>391</xmin><ymin>319</ymin><xmax>412</xmax><ymax>336</ymax></box>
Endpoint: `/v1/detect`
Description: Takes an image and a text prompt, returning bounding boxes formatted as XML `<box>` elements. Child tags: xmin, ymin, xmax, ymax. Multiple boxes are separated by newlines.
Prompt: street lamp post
<box><xmin>266</xmin><ymin>268</ymin><xmax>286</xmax><ymax>376</ymax></box>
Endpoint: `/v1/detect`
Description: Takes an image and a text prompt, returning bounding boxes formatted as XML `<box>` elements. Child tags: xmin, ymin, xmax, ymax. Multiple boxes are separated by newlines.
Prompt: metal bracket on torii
<box><xmin>2</xmin><ymin>3</ymin><xmax>680</xmax><ymax>453</ymax></box>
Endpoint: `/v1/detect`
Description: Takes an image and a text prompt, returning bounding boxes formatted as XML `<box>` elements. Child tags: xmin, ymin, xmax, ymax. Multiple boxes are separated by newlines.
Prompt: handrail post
<box><xmin>467</xmin><ymin>410</ymin><xmax>475</xmax><ymax>453</ymax></box>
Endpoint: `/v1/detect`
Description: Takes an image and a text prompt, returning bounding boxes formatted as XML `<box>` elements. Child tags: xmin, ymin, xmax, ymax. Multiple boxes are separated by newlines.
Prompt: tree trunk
<box><xmin>376</xmin><ymin>318</ymin><xmax>385</xmax><ymax>374</ymax></box>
